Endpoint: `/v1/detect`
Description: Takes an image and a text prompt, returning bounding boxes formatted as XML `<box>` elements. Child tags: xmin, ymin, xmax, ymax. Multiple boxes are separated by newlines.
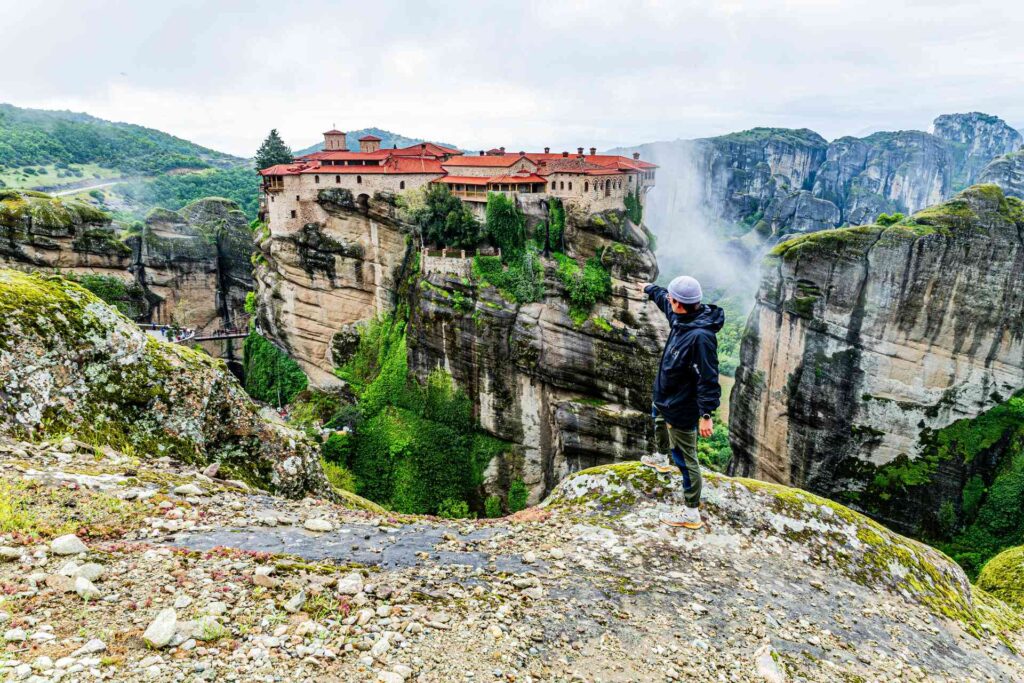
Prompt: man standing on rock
<box><xmin>640</xmin><ymin>275</ymin><xmax>723</xmax><ymax>530</ymax></box>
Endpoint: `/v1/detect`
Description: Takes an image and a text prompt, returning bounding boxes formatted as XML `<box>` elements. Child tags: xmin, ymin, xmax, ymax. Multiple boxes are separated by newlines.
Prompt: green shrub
<box><xmin>553</xmin><ymin>253</ymin><xmax>612</xmax><ymax>319</ymax></box>
<box><xmin>876</xmin><ymin>212</ymin><xmax>906</xmax><ymax>227</ymax></box>
<box><xmin>242</xmin><ymin>330</ymin><xmax>308</xmax><ymax>406</ymax></box>
<box><xmin>624</xmin><ymin>188</ymin><xmax>643</xmax><ymax>224</ymax></box>
<box><xmin>406</xmin><ymin>184</ymin><xmax>479</xmax><ymax>247</ymax></box>
<box><xmin>547</xmin><ymin>197</ymin><xmax>565</xmax><ymax>252</ymax></box>
<box><xmin>472</xmin><ymin>252</ymin><xmax>544</xmax><ymax>303</ymax></box>
<box><xmin>437</xmin><ymin>498</ymin><xmax>474</xmax><ymax>519</ymax></box>
<box><xmin>244</xmin><ymin>291</ymin><xmax>257</xmax><ymax>314</ymax></box>
<box><xmin>508</xmin><ymin>479</ymin><xmax>529</xmax><ymax>513</ymax></box>
<box><xmin>485</xmin><ymin>192</ymin><xmax>526</xmax><ymax>257</ymax></box>
<box><xmin>322</xmin><ymin>459</ymin><xmax>356</xmax><ymax>492</ymax></box>
<box><xmin>322</xmin><ymin>432</ymin><xmax>351</xmax><ymax>464</ymax></box>
<box><xmin>484</xmin><ymin>495</ymin><xmax>503</xmax><ymax>518</ymax></box>
<box><xmin>66</xmin><ymin>273</ymin><xmax>146</xmax><ymax>318</ymax></box>
<box><xmin>696</xmin><ymin>413</ymin><xmax>732</xmax><ymax>472</ymax></box>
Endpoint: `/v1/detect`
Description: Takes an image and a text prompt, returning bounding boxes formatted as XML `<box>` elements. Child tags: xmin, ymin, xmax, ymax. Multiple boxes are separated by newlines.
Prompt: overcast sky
<box><xmin>3</xmin><ymin>0</ymin><xmax>1021</xmax><ymax>156</ymax></box>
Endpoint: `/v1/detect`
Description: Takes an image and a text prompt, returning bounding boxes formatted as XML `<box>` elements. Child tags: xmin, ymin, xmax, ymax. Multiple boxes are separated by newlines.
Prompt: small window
<box><xmin>290</xmin><ymin>210</ymin><xmax>296</xmax><ymax>218</ymax></box>
<box><xmin>314</xmin><ymin>175</ymin><xmax>320</xmax><ymax>184</ymax></box>
<box><xmin>335</xmin><ymin>175</ymin><xmax>340</xmax><ymax>183</ymax></box>
<box><xmin>296</xmin><ymin>195</ymin><xmax>300</xmax><ymax>201</ymax></box>
<box><xmin>560</xmin><ymin>181</ymin><xmax>565</xmax><ymax>190</ymax></box>
<box><xmin>568</xmin><ymin>182</ymin><xmax>572</xmax><ymax>190</ymax></box>
<box><xmin>357</xmin><ymin>175</ymin><xmax>362</xmax><ymax>184</ymax></box>
<box><xmin>585</xmin><ymin>181</ymin><xmax>589</xmax><ymax>192</ymax></box>
<box><xmin>270</xmin><ymin>195</ymin><xmax>274</xmax><ymax>202</ymax></box>
<box><xmin>400</xmin><ymin>181</ymin><xmax>405</xmax><ymax>190</ymax></box>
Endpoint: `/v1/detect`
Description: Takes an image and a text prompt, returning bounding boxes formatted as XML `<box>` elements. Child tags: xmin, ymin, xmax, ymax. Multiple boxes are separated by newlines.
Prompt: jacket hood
<box><xmin>674</xmin><ymin>303</ymin><xmax>725</xmax><ymax>333</ymax></box>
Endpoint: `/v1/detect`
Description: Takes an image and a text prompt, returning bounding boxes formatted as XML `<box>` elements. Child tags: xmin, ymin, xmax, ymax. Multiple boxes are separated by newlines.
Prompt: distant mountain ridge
<box><xmin>0</xmin><ymin>103</ymin><xmax>245</xmax><ymax>177</ymax></box>
<box><xmin>293</xmin><ymin>127</ymin><xmax>459</xmax><ymax>156</ymax></box>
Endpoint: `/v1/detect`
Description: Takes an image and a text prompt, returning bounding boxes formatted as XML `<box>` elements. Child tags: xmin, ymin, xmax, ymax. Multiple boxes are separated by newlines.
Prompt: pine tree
<box><xmin>254</xmin><ymin>129</ymin><xmax>293</xmax><ymax>170</ymax></box>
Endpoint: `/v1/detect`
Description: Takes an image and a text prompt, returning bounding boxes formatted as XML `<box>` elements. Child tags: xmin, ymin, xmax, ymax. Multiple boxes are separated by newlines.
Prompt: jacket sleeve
<box><xmin>693</xmin><ymin>330</ymin><xmax>721</xmax><ymax>417</ymax></box>
<box><xmin>644</xmin><ymin>284</ymin><xmax>674</xmax><ymax>320</ymax></box>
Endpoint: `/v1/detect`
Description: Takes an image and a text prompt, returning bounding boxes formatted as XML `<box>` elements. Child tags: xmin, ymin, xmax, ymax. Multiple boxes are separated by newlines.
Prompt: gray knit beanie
<box><xmin>668</xmin><ymin>275</ymin><xmax>702</xmax><ymax>304</ymax></box>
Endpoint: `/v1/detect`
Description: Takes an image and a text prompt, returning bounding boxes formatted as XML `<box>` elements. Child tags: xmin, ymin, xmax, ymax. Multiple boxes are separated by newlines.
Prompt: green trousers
<box><xmin>653</xmin><ymin>409</ymin><xmax>702</xmax><ymax>508</ymax></box>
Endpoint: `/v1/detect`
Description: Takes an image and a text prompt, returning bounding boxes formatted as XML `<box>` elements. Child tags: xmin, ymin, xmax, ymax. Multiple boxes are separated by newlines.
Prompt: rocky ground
<box><xmin>1</xmin><ymin>435</ymin><xmax>1023</xmax><ymax>682</ymax></box>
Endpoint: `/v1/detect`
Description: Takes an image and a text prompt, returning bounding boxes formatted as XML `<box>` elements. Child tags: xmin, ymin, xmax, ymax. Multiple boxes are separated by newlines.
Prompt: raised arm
<box><xmin>643</xmin><ymin>284</ymin><xmax>674</xmax><ymax>320</ymax></box>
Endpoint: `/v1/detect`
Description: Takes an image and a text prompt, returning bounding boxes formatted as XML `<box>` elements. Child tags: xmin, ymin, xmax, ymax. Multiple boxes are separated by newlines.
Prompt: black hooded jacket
<box><xmin>644</xmin><ymin>284</ymin><xmax>724</xmax><ymax>430</ymax></box>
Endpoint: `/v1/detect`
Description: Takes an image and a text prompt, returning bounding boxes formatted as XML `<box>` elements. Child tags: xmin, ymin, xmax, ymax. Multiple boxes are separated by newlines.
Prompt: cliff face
<box><xmin>728</xmin><ymin>185</ymin><xmax>1024</xmax><ymax>534</ymax></box>
<box><xmin>252</xmin><ymin>189</ymin><xmax>411</xmax><ymax>388</ymax></box>
<box><xmin>981</xmin><ymin>150</ymin><xmax>1024</xmax><ymax>200</ymax></box>
<box><xmin>0</xmin><ymin>190</ymin><xmax>254</xmax><ymax>337</ymax></box>
<box><xmin>407</xmin><ymin>223</ymin><xmax>665</xmax><ymax>503</ymax></box>
<box><xmin>623</xmin><ymin>112</ymin><xmax>1021</xmax><ymax>244</ymax></box>
<box><xmin>934</xmin><ymin>111</ymin><xmax>1023</xmax><ymax>189</ymax></box>
<box><xmin>256</xmin><ymin>190</ymin><xmax>667</xmax><ymax>503</ymax></box>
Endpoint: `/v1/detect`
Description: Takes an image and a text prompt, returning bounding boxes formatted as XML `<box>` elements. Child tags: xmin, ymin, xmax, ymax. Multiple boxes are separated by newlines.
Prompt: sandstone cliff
<box><xmin>622</xmin><ymin>112</ymin><xmax>1022</xmax><ymax>245</ymax></box>
<box><xmin>0</xmin><ymin>190</ymin><xmax>254</xmax><ymax>339</ymax></box>
<box><xmin>0</xmin><ymin>269</ymin><xmax>324</xmax><ymax>496</ymax></box>
<box><xmin>981</xmin><ymin>150</ymin><xmax>1024</xmax><ymax>200</ymax></box>
<box><xmin>728</xmin><ymin>185</ymin><xmax>1024</xmax><ymax>540</ymax></box>
<box><xmin>254</xmin><ymin>189</ymin><xmax>667</xmax><ymax>503</ymax></box>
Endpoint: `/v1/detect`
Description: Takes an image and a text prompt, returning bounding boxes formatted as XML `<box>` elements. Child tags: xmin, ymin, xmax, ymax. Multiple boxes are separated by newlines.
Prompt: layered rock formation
<box><xmin>252</xmin><ymin>189</ymin><xmax>411</xmax><ymax>388</ymax></box>
<box><xmin>255</xmin><ymin>189</ymin><xmax>667</xmax><ymax>502</ymax></box>
<box><xmin>0</xmin><ymin>190</ymin><xmax>254</xmax><ymax>338</ymax></box>
<box><xmin>0</xmin><ymin>269</ymin><xmax>324</xmax><ymax>496</ymax></box>
<box><xmin>728</xmin><ymin>185</ymin><xmax>1024</xmax><ymax>535</ymax></box>
<box><xmin>408</xmin><ymin>248</ymin><xmax>664</xmax><ymax>503</ymax></box>
<box><xmin>981</xmin><ymin>150</ymin><xmax>1024</xmax><ymax>200</ymax></box>
<box><xmin>622</xmin><ymin>111</ymin><xmax>1022</xmax><ymax>245</ymax></box>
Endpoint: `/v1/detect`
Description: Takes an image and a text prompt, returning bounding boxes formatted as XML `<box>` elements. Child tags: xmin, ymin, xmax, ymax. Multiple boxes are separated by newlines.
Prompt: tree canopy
<box><xmin>254</xmin><ymin>129</ymin><xmax>294</xmax><ymax>170</ymax></box>
<box><xmin>407</xmin><ymin>184</ymin><xmax>480</xmax><ymax>248</ymax></box>
<box><xmin>485</xmin><ymin>192</ymin><xmax>526</xmax><ymax>259</ymax></box>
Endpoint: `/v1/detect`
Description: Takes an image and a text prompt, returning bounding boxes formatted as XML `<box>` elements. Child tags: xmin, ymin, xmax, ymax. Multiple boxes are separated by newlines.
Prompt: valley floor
<box><xmin>0</xmin><ymin>436</ymin><xmax>1021</xmax><ymax>682</ymax></box>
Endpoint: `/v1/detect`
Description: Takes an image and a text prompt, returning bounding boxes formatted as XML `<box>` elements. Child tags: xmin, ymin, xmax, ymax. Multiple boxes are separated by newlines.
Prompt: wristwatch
<box><xmin>701</xmin><ymin>413</ymin><xmax>712</xmax><ymax>421</ymax></box>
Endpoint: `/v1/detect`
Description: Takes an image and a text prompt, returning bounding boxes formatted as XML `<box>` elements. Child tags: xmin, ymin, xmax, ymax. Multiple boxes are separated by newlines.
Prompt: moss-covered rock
<box><xmin>977</xmin><ymin>546</ymin><xmax>1024</xmax><ymax>611</ymax></box>
<box><xmin>0</xmin><ymin>269</ymin><xmax>326</xmax><ymax>498</ymax></box>
<box><xmin>547</xmin><ymin>462</ymin><xmax>1012</xmax><ymax>637</ymax></box>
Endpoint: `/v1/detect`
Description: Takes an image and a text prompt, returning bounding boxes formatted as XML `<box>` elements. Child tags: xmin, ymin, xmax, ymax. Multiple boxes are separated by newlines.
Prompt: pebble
<box><xmin>283</xmin><ymin>591</ymin><xmax>305</xmax><ymax>613</ymax></box>
<box><xmin>143</xmin><ymin>608</ymin><xmax>178</xmax><ymax>648</ymax></box>
<box><xmin>74</xmin><ymin>576</ymin><xmax>102</xmax><ymax>600</ymax></box>
<box><xmin>304</xmin><ymin>518</ymin><xmax>334</xmax><ymax>532</ymax></box>
<box><xmin>73</xmin><ymin>639</ymin><xmax>107</xmax><ymax>656</ymax></box>
<box><xmin>4</xmin><ymin>627</ymin><xmax>26</xmax><ymax>642</ymax></box>
<box><xmin>73</xmin><ymin>562</ymin><xmax>105</xmax><ymax>582</ymax></box>
<box><xmin>173</xmin><ymin>483</ymin><xmax>205</xmax><ymax>496</ymax></box>
<box><xmin>336</xmin><ymin>571</ymin><xmax>364</xmax><ymax>595</ymax></box>
<box><xmin>0</xmin><ymin>546</ymin><xmax>23</xmax><ymax>561</ymax></box>
<box><xmin>50</xmin><ymin>534</ymin><xmax>88</xmax><ymax>555</ymax></box>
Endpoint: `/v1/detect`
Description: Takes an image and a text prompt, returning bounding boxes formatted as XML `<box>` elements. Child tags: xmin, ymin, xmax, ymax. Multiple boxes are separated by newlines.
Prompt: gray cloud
<box><xmin>2</xmin><ymin>0</ymin><xmax>1022</xmax><ymax>155</ymax></box>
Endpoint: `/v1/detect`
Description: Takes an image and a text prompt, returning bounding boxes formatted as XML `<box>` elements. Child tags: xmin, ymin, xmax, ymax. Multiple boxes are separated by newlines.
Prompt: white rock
<box><xmin>143</xmin><ymin>608</ymin><xmax>178</xmax><ymax>649</ymax></box>
<box><xmin>74</xmin><ymin>576</ymin><xmax>101</xmax><ymax>601</ymax></box>
<box><xmin>522</xmin><ymin>551</ymin><xmax>537</xmax><ymax>564</ymax></box>
<box><xmin>755</xmin><ymin>643</ymin><xmax>787</xmax><ymax>683</ymax></box>
<box><xmin>378</xmin><ymin>673</ymin><xmax>403</xmax><ymax>683</ymax></box>
<box><xmin>173</xmin><ymin>594</ymin><xmax>193</xmax><ymax>609</ymax></box>
<box><xmin>4</xmin><ymin>627</ymin><xmax>26</xmax><ymax>642</ymax></box>
<box><xmin>72</xmin><ymin>639</ymin><xmax>106</xmax><ymax>656</ymax></box>
<box><xmin>12</xmin><ymin>663</ymin><xmax>31</xmax><ymax>680</ymax></box>
<box><xmin>0</xmin><ymin>546</ymin><xmax>23</xmax><ymax>561</ymax></box>
<box><xmin>393</xmin><ymin>664</ymin><xmax>413</xmax><ymax>679</ymax></box>
<box><xmin>371</xmin><ymin>633</ymin><xmax>392</xmax><ymax>658</ymax></box>
<box><xmin>303</xmin><ymin>518</ymin><xmax>334</xmax><ymax>532</ymax></box>
<box><xmin>335</xmin><ymin>572</ymin><xmax>364</xmax><ymax>595</ymax></box>
<box><xmin>283</xmin><ymin>591</ymin><xmax>305</xmax><ymax>614</ymax></box>
<box><xmin>50</xmin><ymin>535</ymin><xmax>87</xmax><ymax>556</ymax></box>
<box><xmin>549</xmin><ymin>548</ymin><xmax>565</xmax><ymax>560</ymax></box>
<box><xmin>205</xmin><ymin>601</ymin><xmax>228</xmax><ymax>616</ymax></box>
<box><xmin>173</xmin><ymin>483</ymin><xmax>204</xmax><ymax>496</ymax></box>
<box><xmin>73</xmin><ymin>563</ymin><xmax>104</xmax><ymax>582</ymax></box>
<box><xmin>32</xmin><ymin>655</ymin><xmax>54</xmax><ymax>671</ymax></box>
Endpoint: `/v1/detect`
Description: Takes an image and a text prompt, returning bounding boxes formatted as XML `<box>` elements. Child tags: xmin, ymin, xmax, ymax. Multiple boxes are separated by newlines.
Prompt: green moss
<box><xmin>976</xmin><ymin>546</ymin><xmax>1024</xmax><ymax>610</ymax></box>
<box><xmin>242</xmin><ymin>330</ymin><xmax>308</xmax><ymax>407</ymax></box>
<box><xmin>770</xmin><ymin>225</ymin><xmax>881</xmax><ymax>261</ymax></box>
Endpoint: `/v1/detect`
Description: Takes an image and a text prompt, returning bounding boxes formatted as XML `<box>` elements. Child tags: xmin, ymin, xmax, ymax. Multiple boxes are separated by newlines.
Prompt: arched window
<box><xmin>335</xmin><ymin>175</ymin><xmax>340</xmax><ymax>183</ymax></box>
<box><xmin>314</xmin><ymin>175</ymin><xmax>320</xmax><ymax>184</ymax></box>
<box><xmin>568</xmin><ymin>182</ymin><xmax>572</xmax><ymax>190</ymax></box>
<box><xmin>400</xmin><ymin>181</ymin><xmax>406</xmax><ymax>190</ymax></box>
<box><xmin>560</xmin><ymin>181</ymin><xmax>565</xmax><ymax>190</ymax></box>
<box><xmin>584</xmin><ymin>181</ymin><xmax>589</xmax><ymax>192</ymax></box>
<box><xmin>357</xmin><ymin>175</ymin><xmax>362</xmax><ymax>184</ymax></box>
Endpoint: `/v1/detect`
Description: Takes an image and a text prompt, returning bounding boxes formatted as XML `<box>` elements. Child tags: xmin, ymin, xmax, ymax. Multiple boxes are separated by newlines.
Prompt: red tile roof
<box><xmin>488</xmin><ymin>173</ymin><xmax>546</xmax><ymax>184</ymax></box>
<box><xmin>443</xmin><ymin>155</ymin><xmax>532</xmax><ymax>168</ymax></box>
<box><xmin>299</xmin><ymin>150</ymin><xmax>391</xmax><ymax>161</ymax></box>
<box><xmin>323</xmin><ymin>129</ymin><xmax>345</xmax><ymax>135</ymax></box>
<box><xmin>358</xmin><ymin>134</ymin><xmax>382</xmax><ymax>141</ymax></box>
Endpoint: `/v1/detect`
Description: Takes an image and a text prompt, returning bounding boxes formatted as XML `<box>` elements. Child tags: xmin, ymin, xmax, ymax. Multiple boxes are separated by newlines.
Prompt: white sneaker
<box><xmin>641</xmin><ymin>453</ymin><xmax>675</xmax><ymax>473</ymax></box>
<box><xmin>660</xmin><ymin>506</ymin><xmax>703</xmax><ymax>529</ymax></box>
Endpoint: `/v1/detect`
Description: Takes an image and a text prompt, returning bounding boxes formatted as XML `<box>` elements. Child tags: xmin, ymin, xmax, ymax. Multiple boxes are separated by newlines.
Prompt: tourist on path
<box><xmin>640</xmin><ymin>275</ymin><xmax>723</xmax><ymax>530</ymax></box>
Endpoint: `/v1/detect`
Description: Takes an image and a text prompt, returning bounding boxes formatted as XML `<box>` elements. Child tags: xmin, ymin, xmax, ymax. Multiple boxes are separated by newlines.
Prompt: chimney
<box><xmin>519</xmin><ymin>150</ymin><xmax>525</xmax><ymax>156</ymax></box>
<box><xmin>500</xmin><ymin>146</ymin><xmax>506</xmax><ymax>154</ymax></box>
<box><xmin>589</xmin><ymin>147</ymin><xmax>596</xmax><ymax>156</ymax></box>
<box><xmin>577</xmin><ymin>147</ymin><xmax>584</xmax><ymax>156</ymax></box>
<box><xmin>633</xmin><ymin>152</ymin><xmax>640</xmax><ymax>160</ymax></box>
<box><xmin>420</xmin><ymin>143</ymin><xmax>427</xmax><ymax>154</ymax></box>
<box><xmin>562</xmin><ymin>151</ymin><xmax>568</xmax><ymax>158</ymax></box>
<box><xmin>544</xmin><ymin>147</ymin><xmax>550</xmax><ymax>154</ymax></box>
<box><xmin>480</xmin><ymin>150</ymin><xmax>485</xmax><ymax>156</ymax></box>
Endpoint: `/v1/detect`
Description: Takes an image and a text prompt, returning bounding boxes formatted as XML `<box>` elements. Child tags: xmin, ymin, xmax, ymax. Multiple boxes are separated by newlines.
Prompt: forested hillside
<box><xmin>0</xmin><ymin>103</ymin><xmax>246</xmax><ymax>192</ymax></box>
